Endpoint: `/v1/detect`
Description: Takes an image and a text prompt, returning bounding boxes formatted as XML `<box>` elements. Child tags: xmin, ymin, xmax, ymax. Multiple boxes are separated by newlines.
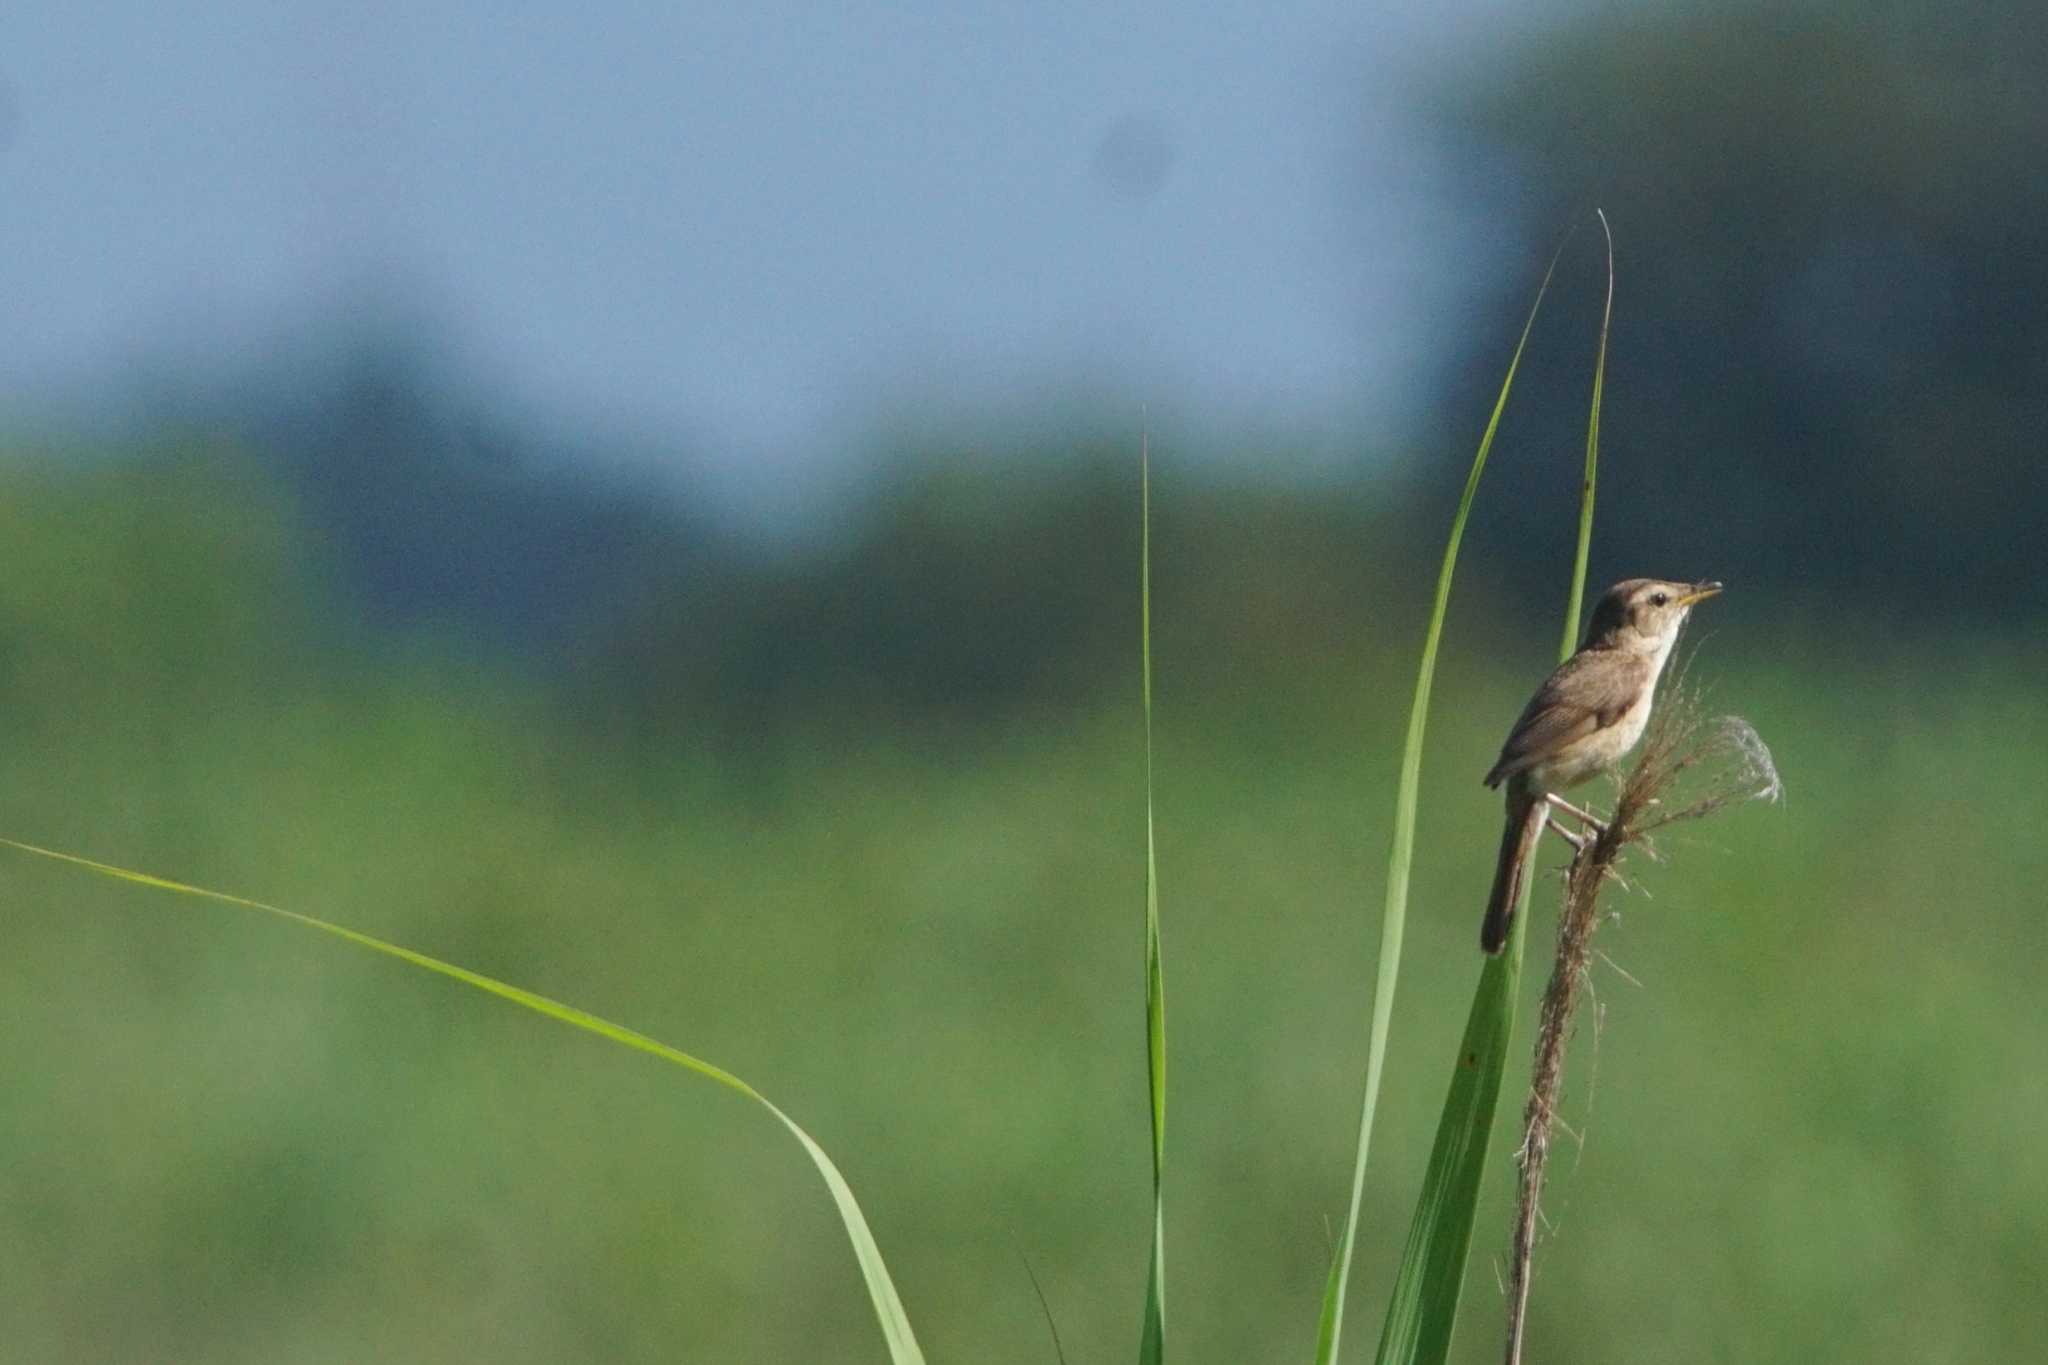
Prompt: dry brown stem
<box><xmin>1503</xmin><ymin>685</ymin><xmax>1779</xmax><ymax>1364</ymax></box>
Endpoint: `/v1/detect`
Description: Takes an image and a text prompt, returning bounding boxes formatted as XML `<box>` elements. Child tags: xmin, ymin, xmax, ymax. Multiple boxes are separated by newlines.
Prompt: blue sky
<box><xmin>1</xmin><ymin>0</ymin><xmax>1549</xmax><ymax>510</ymax></box>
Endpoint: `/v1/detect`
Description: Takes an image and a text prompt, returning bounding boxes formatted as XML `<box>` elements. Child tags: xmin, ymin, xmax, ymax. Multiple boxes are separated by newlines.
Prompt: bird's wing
<box><xmin>1483</xmin><ymin>650</ymin><xmax>1648</xmax><ymax>788</ymax></box>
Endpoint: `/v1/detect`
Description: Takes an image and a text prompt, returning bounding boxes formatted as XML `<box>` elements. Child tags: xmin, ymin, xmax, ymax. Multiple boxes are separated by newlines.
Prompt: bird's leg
<box><xmin>1545</xmin><ymin>813</ymin><xmax>1591</xmax><ymax>854</ymax></box>
<box><xmin>1544</xmin><ymin>793</ymin><xmax>1608</xmax><ymax>834</ymax></box>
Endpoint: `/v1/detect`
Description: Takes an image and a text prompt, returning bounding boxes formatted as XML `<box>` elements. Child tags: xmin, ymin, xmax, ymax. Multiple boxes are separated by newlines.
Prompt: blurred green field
<box><xmin>3</xmin><ymin>459</ymin><xmax>2044</xmax><ymax>1363</ymax></box>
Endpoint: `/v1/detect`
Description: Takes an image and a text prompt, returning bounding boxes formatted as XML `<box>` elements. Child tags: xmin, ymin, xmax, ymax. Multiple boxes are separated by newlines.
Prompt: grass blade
<box><xmin>1371</xmin><ymin>931</ymin><xmax>1526</xmax><ymax>1365</ymax></box>
<box><xmin>1559</xmin><ymin>209</ymin><xmax>1613</xmax><ymax>657</ymax></box>
<box><xmin>1314</xmin><ymin>239</ymin><xmax>1573</xmax><ymax>1365</ymax></box>
<box><xmin>0</xmin><ymin>835</ymin><xmax>927</xmax><ymax>1365</ymax></box>
<box><xmin>1139</xmin><ymin>431</ymin><xmax>1168</xmax><ymax>1364</ymax></box>
<box><xmin>1368</xmin><ymin>215</ymin><xmax>1615</xmax><ymax>1365</ymax></box>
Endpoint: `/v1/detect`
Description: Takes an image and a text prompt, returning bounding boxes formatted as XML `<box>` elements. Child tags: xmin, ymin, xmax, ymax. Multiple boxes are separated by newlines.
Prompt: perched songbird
<box><xmin>1479</xmin><ymin>578</ymin><xmax>1723</xmax><ymax>953</ymax></box>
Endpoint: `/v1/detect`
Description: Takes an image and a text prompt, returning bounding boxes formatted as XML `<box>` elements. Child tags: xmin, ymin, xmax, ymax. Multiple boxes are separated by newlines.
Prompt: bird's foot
<box><xmin>1544</xmin><ymin>793</ymin><xmax>1609</xmax><ymax>834</ymax></box>
<box><xmin>1545</xmin><ymin>814</ymin><xmax>1592</xmax><ymax>854</ymax></box>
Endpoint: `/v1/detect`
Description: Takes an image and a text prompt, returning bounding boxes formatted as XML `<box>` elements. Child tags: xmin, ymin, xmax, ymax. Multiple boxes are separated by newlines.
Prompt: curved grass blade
<box><xmin>1313</xmin><ymin>236</ymin><xmax>1575</xmax><ymax>1365</ymax></box>
<box><xmin>0</xmin><ymin>835</ymin><xmax>927</xmax><ymax>1365</ymax></box>
<box><xmin>1138</xmin><ymin>430</ymin><xmax>1168</xmax><ymax>1364</ymax></box>
<box><xmin>1020</xmin><ymin>1249</ymin><xmax>1073</xmax><ymax>1365</ymax></box>
<box><xmin>1368</xmin><ymin>215</ymin><xmax>1616</xmax><ymax>1365</ymax></box>
<box><xmin>1558</xmin><ymin>210</ymin><xmax>1613</xmax><ymax>657</ymax></box>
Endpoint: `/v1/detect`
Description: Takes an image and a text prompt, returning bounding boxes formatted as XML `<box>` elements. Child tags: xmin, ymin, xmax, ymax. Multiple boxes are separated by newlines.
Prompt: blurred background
<box><xmin>3</xmin><ymin>1</ymin><xmax>2044</xmax><ymax>1361</ymax></box>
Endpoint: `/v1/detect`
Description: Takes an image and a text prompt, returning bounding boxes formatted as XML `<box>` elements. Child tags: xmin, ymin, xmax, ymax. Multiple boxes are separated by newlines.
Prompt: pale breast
<box><xmin>1528</xmin><ymin>693</ymin><xmax>1649</xmax><ymax>791</ymax></box>
<box><xmin>1530</xmin><ymin>632</ymin><xmax>1675</xmax><ymax>791</ymax></box>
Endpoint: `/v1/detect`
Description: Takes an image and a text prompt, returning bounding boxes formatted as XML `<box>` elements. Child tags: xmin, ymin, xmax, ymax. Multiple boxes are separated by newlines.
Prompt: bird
<box><xmin>1479</xmin><ymin>578</ymin><xmax>1723</xmax><ymax>953</ymax></box>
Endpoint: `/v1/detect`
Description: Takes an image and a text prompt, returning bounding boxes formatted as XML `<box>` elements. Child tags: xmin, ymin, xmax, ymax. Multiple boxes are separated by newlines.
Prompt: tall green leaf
<box><xmin>1138</xmin><ymin>431</ymin><xmax>1168</xmax><ymax>1365</ymax></box>
<box><xmin>1559</xmin><ymin>211</ymin><xmax>1613</xmax><ymax>656</ymax></box>
<box><xmin>1</xmin><ymin>835</ymin><xmax>927</xmax><ymax>1365</ymax></box>
<box><xmin>1371</xmin><ymin>924</ymin><xmax>1527</xmax><ymax>1365</ymax></box>
<box><xmin>1368</xmin><ymin>216</ymin><xmax>1615</xmax><ymax>1365</ymax></box>
<box><xmin>1313</xmin><ymin>239</ymin><xmax>1574</xmax><ymax>1365</ymax></box>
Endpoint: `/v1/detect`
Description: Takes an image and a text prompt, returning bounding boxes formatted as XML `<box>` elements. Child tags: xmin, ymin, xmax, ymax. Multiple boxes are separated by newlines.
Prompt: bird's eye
<box><xmin>1650</xmin><ymin>592</ymin><xmax>1669</xmax><ymax>607</ymax></box>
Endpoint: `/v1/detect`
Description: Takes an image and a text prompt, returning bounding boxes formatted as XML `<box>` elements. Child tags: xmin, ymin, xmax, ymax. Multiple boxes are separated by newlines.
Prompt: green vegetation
<box><xmin>1320</xmin><ymin>230</ymin><xmax>1580</xmax><ymax>1365</ymax></box>
<box><xmin>1</xmin><ymin>836</ymin><xmax>928</xmax><ymax>1363</ymax></box>
<box><xmin>3</xmin><ymin>452</ymin><xmax>2043</xmax><ymax>1362</ymax></box>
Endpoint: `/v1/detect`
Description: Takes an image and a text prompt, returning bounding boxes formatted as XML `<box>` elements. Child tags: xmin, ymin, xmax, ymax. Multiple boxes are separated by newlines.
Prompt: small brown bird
<box><xmin>1479</xmin><ymin>578</ymin><xmax>1723</xmax><ymax>953</ymax></box>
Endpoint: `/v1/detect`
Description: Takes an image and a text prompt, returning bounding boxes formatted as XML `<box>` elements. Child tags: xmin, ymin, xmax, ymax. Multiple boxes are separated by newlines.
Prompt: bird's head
<box><xmin>1584</xmin><ymin>578</ymin><xmax>1723</xmax><ymax>652</ymax></box>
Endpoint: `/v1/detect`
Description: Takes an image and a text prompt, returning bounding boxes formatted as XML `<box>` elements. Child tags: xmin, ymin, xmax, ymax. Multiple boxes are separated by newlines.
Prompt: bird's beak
<box><xmin>1677</xmin><ymin>580</ymin><xmax>1724</xmax><ymax>607</ymax></box>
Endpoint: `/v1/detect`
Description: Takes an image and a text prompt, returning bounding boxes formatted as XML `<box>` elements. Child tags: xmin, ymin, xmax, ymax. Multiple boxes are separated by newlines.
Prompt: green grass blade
<box><xmin>1559</xmin><ymin>209</ymin><xmax>1613</xmax><ymax>657</ymax></box>
<box><xmin>0</xmin><ymin>835</ymin><xmax>927</xmax><ymax>1365</ymax></box>
<box><xmin>1139</xmin><ymin>431</ymin><xmax>1168</xmax><ymax>1365</ymax></box>
<box><xmin>1372</xmin><ymin>923</ymin><xmax>1527</xmax><ymax>1364</ymax></box>
<box><xmin>1367</xmin><ymin>217</ymin><xmax>1615</xmax><ymax>1365</ymax></box>
<box><xmin>1314</xmin><ymin>241</ymin><xmax>1572</xmax><ymax>1365</ymax></box>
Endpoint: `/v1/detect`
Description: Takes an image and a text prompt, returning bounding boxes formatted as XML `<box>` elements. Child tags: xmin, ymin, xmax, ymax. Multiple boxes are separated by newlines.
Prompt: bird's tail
<box><xmin>1481</xmin><ymin>789</ymin><xmax>1547</xmax><ymax>954</ymax></box>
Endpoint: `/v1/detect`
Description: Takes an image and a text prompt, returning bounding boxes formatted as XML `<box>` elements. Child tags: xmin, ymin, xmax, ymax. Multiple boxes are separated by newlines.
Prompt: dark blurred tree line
<box><xmin>164</xmin><ymin>335</ymin><xmax>1409</xmax><ymax>748</ymax></box>
<box><xmin>1413</xmin><ymin>0</ymin><xmax>2047</xmax><ymax>614</ymax></box>
<box><xmin>29</xmin><ymin>0</ymin><xmax>2033</xmax><ymax>745</ymax></box>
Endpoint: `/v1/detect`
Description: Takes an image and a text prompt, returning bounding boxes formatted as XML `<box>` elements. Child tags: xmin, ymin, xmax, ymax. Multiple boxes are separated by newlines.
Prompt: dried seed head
<box><xmin>1616</xmin><ymin>685</ymin><xmax>1782</xmax><ymax>836</ymax></box>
